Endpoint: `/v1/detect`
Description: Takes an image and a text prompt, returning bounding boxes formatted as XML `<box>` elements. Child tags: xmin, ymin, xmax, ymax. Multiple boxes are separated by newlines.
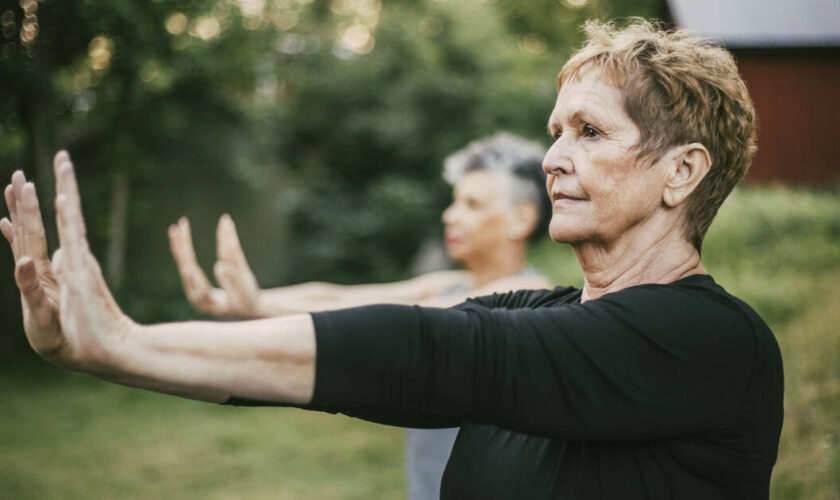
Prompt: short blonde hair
<box><xmin>559</xmin><ymin>19</ymin><xmax>757</xmax><ymax>251</ymax></box>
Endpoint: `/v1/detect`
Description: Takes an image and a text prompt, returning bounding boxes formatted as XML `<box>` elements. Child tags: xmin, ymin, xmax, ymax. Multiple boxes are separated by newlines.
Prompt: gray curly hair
<box><xmin>442</xmin><ymin>132</ymin><xmax>551</xmax><ymax>241</ymax></box>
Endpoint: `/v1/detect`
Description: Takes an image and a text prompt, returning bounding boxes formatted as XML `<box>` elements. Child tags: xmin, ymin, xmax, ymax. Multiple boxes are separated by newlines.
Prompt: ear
<box><xmin>662</xmin><ymin>143</ymin><xmax>711</xmax><ymax>208</ymax></box>
<box><xmin>506</xmin><ymin>203</ymin><xmax>539</xmax><ymax>241</ymax></box>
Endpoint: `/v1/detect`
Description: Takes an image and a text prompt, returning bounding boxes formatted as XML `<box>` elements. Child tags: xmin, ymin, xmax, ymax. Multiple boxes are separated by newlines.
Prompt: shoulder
<box><xmin>589</xmin><ymin>275</ymin><xmax>780</xmax><ymax>361</ymax></box>
<box><xmin>408</xmin><ymin>270</ymin><xmax>471</xmax><ymax>295</ymax></box>
<box><xmin>455</xmin><ymin>285</ymin><xmax>580</xmax><ymax>311</ymax></box>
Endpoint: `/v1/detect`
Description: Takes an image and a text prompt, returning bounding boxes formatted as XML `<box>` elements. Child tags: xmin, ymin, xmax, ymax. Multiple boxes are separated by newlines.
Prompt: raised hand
<box><xmin>168</xmin><ymin>214</ymin><xmax>261</xmax><ymax>318</ymax></box>
<box><xmin>2</xmin><ymin>152</ymin><xmax>133</xmax><ymax>368</ymax></box>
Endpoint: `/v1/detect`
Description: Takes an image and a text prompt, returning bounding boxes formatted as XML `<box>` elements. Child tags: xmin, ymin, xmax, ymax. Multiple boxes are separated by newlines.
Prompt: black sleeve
<box><xmin>309</xmin><ymin>283</ymin><xmax>757</xmax><ymax>441</ymax></box>
<box><xmin>454</xmin><ymin>286</ymin><xmax>578</xmax><ymax>310</ymax></box>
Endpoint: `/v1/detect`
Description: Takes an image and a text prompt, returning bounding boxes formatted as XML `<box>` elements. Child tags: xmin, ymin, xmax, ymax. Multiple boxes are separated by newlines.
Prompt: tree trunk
<box><xmin>106</xmin><ymin>168</ymin><xmax>129</xmax><ymax>290</ymax></box>
<box><xmin>20</xmin><ymin>89</ymin><xmax>57</xmax><ymax>249</ymax></box>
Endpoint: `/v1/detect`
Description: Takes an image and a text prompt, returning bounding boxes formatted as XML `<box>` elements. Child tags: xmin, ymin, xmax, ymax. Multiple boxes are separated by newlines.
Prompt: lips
<box><xmin>551</xmin><ymin>190</ymin><xmax>585</xmax><ymax>207</ymax></box>
<box><xmin>444</xmin><ymin>230</ymin><xmax>462</xmax><ymax>246</ymax></box>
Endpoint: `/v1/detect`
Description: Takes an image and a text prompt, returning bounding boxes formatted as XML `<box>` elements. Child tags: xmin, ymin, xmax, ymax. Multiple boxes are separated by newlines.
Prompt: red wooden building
<box><xmin>665</xmin><ymin>0</ymin><xmax>840</xmax><ymax>184</ymax></box>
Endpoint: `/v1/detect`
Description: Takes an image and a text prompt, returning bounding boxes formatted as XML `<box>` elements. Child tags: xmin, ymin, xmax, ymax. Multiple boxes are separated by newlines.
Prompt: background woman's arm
<box><xmin>169</xmin><ymin>215</ymin><xmax>469</xmax><ymax>318</ymax></box>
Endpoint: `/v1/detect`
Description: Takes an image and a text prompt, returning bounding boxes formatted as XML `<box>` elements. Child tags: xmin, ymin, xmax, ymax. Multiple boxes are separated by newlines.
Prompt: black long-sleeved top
<box><xmin>229</xmin><ymin>274</ymin><xmax>784</xmax><ymax>499</ymax></box>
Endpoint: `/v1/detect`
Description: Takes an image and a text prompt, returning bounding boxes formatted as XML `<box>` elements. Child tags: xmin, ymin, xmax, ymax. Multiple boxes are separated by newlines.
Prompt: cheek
<box><xmin>468</xmin><ymin>211</ymin><xmax>508</xmax><ymax>243</ymax></box>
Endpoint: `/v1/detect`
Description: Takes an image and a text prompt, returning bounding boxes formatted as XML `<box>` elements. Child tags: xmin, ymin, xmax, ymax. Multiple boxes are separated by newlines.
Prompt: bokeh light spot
<box><xmin>165</xmin><ymin>12</ymin><xmax>189</xmax><ymax>35</ymax></box>
<box><xmin>194</xmin><ymin>16</ymin><xmax>221</xmax><ymax>41</ymax></box>
<box><xmin>87</xmin><ymin>35</ymin><xmax>114</xmax><ymax>71</ymax></box>
<box><xmin>519</xmin><ymin>33</ymin><xmax>547</xmax><ymax>55</ymax></box>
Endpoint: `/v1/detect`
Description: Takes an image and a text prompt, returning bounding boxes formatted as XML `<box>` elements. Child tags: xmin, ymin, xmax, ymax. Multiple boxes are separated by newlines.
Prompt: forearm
<box><xmin>97</xmin><ymin>315</ymin><xmax>316</xmax><ymax>404</ymax></box>
<box><xmin>257</xmin><ymin>290</ymin><xmax>414</xmax><ymax>316</ymax></box>
<box><xmin>256</xmin><ymin>271</ymin><xmax>470</xmax><ymax>316</ymax></box>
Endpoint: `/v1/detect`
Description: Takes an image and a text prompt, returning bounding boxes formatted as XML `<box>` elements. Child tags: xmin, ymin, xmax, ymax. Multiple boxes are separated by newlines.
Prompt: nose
<box><xmin>442</xmin><ymin>203</ymin><xmax>456</xmax><ymax>225</ymax></box>
<box><xmin>542</xmin><ymin>138</ymin><xmax>573</xmax><ymax>177</ymax></box>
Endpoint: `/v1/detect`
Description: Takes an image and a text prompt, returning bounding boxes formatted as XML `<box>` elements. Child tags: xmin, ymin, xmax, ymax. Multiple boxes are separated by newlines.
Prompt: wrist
<box><xmin>252</xmin><ymin>291</ymin><xmax>272</xmax><ymax>319</ymax></box>
<box><xmin>77</xmin><ymin>315</ymin><xmax>140</xmax><ymax>377</ymax></box>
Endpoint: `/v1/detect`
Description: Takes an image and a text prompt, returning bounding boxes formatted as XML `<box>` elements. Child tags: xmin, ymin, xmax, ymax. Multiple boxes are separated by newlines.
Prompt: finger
<box><xmin>52</xmin><ymin>249</ymin><xmax>63</xmax><ymax>277</ymax></box>
<box><xmin>179</xmin><ymin>217</ymin><xmax>199</xmax><ymax>261</ymax></box>
<box><xmin>218</xmin><ymin>214</ymin><xmax>250</xmax><ymax>270</ymax></box>
<box><xmin>20</xmin><ymin>182</ymin><xmax>50</xmax><ymax>265</ymax></box>
<box><xmin>4</xmin><ymin>184</ymin><xmax>15</xmax><ymax>225</ymax></box>
<box><xmin>51</xmin><ymin>248</ymin><xmax>66</xmax><ymax>293</ymax></box>
<box><xmin>1</xmin><ymin>217</ymin><xmax>14</xmax><ymax>250</ymax></box>
<box><xmin>214</xmin><ymin>261</ymin><xmax>234</xmax><ymax>293</ymax></box>
<box><xmin>54</xmin><ymin>156</ymin><xmax>89</xmax><ymax>272</ymax></box>
<box><xmin>167</xmin><ymin>223</ymin><xmax>190</xmax><ymax>265</ymax></box>
<box><xmin>168</xmin><ymin>223</ymin><xmax>221</xmax><ymax>313</ymax></box>
<box><xmin>11</xmin><ymin>171</ymin><xmax>26</xmax><ymax>256</ymax></box>
<box><xmin>214</xmin><ymin>261</ymin><xmax>245</xmax><ymax>313</ymax></box>
<box><xmin>216</xmin><ymin>215</ymin><xmax>229</xmax><ymax>263</ymax></box>
<box><xmin>3</xmin><ymin>185</ymin><xmax>19</xmax><ymax>260</ymax></box>
<box><xmin>172</xmin><ymin>218</ymin><xmax>200</xmax><ymax>265</ymax></box>
<box><xmin>169</xmin><ymin>220</ymin><xmax>216</xmax><ymax>296</ymax></box>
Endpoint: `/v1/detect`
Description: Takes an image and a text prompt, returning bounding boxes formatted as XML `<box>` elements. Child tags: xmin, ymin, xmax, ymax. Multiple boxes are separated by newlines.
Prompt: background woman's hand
<box><xmin>168</xmin><ymin>214</ymin><xmax>262</xmax><ymax>318</ymax></box>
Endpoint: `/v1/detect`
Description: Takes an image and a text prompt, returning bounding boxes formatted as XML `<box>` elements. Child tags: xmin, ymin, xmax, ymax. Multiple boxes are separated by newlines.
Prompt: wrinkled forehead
<box><xmin>557</xmin><ymin>58</ymin><xmax>630</xmax><ymax>92</ymax></box>
<box><xmin>549</xmin><ymin>65</ymin><xmax>629</xmax><ymax>125</ymax></box>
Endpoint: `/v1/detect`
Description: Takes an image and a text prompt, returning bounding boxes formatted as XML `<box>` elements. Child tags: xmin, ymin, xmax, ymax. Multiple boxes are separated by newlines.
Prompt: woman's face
<box><xmin>543</xmin><ymin>66</ymin><xmax>667</xmax><ymax>246</ymax></box>
<box><xmin>442</xmin><ymin>170</ymin><xmax>514</xmax><ymax>264</ymax></box>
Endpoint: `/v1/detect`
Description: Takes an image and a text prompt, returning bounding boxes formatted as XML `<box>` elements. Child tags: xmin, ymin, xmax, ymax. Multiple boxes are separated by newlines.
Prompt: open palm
<box><xmin>1</xmin><ymin>152</ymin><xmax>132</xmax><ymax>368</ymax></box>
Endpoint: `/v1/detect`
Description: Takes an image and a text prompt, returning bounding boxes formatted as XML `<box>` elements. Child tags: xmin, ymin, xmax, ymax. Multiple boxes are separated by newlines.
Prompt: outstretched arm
<box><xmin>3</xmin><ymin>152</ymin><xmax>316</xmax><ymax>404</ymax></box>
<box><xmin>168</xmin><ymin>216</ymin><xmax>469</xmax><ymax>318</ymax></box>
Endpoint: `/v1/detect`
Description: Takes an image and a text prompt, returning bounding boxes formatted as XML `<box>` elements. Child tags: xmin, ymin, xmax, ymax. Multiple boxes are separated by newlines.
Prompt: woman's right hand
<box><xmin>168</xmin><ymin>215</ymin><xmax>262</xmax><ymax>318</ymax></box>
<box><xmin>2</xmin><ymin>152</ymin><xmax>136</xmax><ymax>370</ymax></box>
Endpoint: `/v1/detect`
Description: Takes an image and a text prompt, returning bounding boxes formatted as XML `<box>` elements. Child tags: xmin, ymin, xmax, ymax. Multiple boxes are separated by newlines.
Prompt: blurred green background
<box><xmin>0</xmin><ymin>0</ymin><xmax>837</xmax><ymax>498</ymax></box>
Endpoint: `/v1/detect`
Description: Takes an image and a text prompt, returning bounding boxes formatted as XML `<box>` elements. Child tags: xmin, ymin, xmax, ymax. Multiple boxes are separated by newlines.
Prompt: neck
<box><xmin>464</xmin><ymin>242</ymin><xmax>528</xmax><ymax>289</ymax></box>
<box><xmin>574</xmin><ymin>218</ymin><xmax>705</xmax><ymax>302</ymax></box>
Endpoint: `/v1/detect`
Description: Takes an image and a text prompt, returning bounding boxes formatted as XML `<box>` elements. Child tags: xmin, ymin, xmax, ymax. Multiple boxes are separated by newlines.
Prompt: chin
<box><xmin>548</xmin><ymin>220</ymin><xmax>585</xmax><ymax>244</ymax></box>
<box><xmin>445</xmin><ymin>245</ymin><xmax>467</xmax><ymax>264</ymax></box>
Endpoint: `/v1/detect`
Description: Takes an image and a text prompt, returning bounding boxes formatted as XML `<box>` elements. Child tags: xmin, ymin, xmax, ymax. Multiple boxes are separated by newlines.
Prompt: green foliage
<box><xmin>0</xmin><ymin>0</ymin><xmax>665</xmax><ymax>330</ymax></box>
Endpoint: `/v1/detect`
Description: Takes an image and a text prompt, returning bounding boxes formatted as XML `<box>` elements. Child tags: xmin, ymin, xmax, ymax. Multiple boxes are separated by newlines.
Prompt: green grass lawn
<box><xmin>0</xmin><ymin>364</ymin><xmax>404</xmax><ymax>499</ymax></box>
<box><xmin>1</xmin><ymin>185</ymin><xmax>838</xmax><ymax>499</ymax></box>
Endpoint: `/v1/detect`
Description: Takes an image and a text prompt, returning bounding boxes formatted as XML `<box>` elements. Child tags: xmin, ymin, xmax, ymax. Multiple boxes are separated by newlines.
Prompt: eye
<box><xmin>582</xmin><ymin>124</ymin><xmax>600</xmax><ymax>138</ymax></box>
<box><xmin>551</xmin><ymin>129</ymin><xmax>562</xmax><ymax>141</ymax></box>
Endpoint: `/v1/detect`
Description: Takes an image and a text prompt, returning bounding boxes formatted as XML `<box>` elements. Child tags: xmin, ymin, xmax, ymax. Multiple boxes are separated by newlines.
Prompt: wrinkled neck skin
<box><xmin>573</xmin><ymin>212</ymin><xmax>705</xmax><ymax>303</ymax></box>
<box><xmin>462</xmin><ymin>241</ymin><xmax>529</xmax><ymax>290</ymax></box>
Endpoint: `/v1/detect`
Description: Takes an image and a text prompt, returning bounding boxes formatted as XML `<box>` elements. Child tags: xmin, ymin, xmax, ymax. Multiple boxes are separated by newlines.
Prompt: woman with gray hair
<box><xmin>166</xmin><ymin>131</ymin><xmax>551</xmax><ymax>317</ymax></box>
<box><xmin>166</xmin><ymin>131</ymin><xmax>552</xmax><ymax>500</ymax></box>
<box><xmin>3</xmin><ymin>19</ymin><xmax>783</xmax><ymax>499</ymax></box>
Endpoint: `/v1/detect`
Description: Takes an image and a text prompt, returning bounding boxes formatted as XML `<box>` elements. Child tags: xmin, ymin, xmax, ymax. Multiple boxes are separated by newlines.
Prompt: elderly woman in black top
<box><xmin>1</xmin><ymin>19</ymin><xmax>782</xmax><ymax>499</ymax></box>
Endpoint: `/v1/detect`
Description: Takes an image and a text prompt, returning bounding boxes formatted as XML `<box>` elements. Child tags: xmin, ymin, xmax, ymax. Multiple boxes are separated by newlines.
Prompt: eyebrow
<box><xmin>547</xmin><ymin>109</ymin><xmax>611</xmax><ymax>135</ymax></box>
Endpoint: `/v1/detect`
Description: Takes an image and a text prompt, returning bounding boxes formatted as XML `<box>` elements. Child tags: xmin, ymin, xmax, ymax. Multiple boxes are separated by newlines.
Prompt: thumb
<box><xmin>15</xmin><ymin>256</ymin><xmax>54</xmax><ymax>327</ymax></box>
<box><xmin>214</xmin><ymin>261</ymin><xmax>254</xmax><ymax>316</ymax></box>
